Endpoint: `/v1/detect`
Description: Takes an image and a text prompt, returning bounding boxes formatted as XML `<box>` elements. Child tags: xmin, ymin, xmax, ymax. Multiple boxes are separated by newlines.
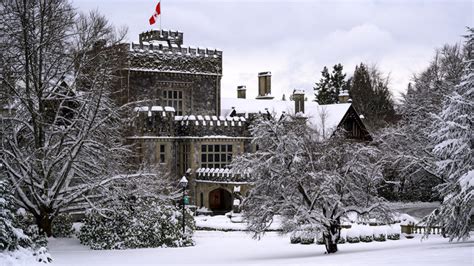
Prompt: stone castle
<box><xmin>114</xmin><ymin>29</ymin><xmax>370</xmax><ymax>214</ymax></box>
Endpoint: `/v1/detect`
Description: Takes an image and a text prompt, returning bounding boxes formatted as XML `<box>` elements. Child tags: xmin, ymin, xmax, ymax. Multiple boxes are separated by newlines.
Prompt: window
<box><xmin>200</xmin><ymin>144</ymin><xmax>233</xmax><ymax>169</ymax></box>
<box><xmin>182</xmin><ymin>143</ymin><xmax>190</xmax><ymax>173</ymax></box>
<box><xmin>163</xmin><ymin>90</ymin><xmax>183</xmax><ymax>115</ymax></box>
<box><xmin>159</xmin><ymin>144</ymin><xmax>166</xmax><ymax>163</ymax></box>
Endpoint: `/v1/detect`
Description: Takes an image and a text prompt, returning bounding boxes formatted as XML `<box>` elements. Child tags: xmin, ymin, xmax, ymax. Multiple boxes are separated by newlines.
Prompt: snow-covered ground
<box><xmin>195</xmin><ymin>214</ymin><xmax>282</xmax><ymax>231</ymax></box>
<box><xmin>388</xmin><ymin>202</ymin><xmax>440</xmax><ymax>219</ymax></box>
<box><xmin>45</xmin><ymin>231</ymin><xmax>472</xmax><ymax>266</ymax></box>
<box><xmin>2</xmin><ymin>213</ymin><xmax>471</xmax><ymax>265</ymax></box>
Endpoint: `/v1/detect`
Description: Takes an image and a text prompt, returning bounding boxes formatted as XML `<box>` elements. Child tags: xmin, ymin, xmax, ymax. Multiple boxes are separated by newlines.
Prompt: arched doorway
<box><xmin>209</xmin><ymin>188</ymin><xmax>232</xmax><ymax>213</ymax></box>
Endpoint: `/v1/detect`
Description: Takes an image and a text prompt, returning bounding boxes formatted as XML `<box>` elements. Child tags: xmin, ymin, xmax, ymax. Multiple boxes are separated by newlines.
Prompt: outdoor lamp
<box><xmin>179</xmin><ymin>176</ymin><xmax>188</xmax><ymax>234</ymax></box>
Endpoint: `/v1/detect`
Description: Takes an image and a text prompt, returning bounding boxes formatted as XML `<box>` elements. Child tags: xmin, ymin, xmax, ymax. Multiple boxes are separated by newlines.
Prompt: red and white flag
<box><xmin>149</xmin><ymin>1</ymin><xmax>161</xmax><ymax>25</ymax></box>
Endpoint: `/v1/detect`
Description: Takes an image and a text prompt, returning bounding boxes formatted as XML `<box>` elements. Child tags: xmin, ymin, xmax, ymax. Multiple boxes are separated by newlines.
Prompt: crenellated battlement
<box><xmin>130</xmin><ymin>42</ymin><xmax>223</xmax><ymax>58</ymax></box>
<box><xmin>139</xmin><ymin>29</ymin><xmax>184</xmax><ymax>46</ymax></box>
<box><xmin>125</xmin><ymin>30</ymin><xmax>223</xmax><ymax>75</ymax></box>
<box><xmin>131</xmin><ymin>106</ymin><xmax>249</xmax><ymax>137</ymax></box>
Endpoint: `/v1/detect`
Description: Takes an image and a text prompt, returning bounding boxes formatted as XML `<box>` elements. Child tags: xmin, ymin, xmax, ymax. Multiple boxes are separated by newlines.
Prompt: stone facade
<box><xmin>114</xmin><ymin>29</ymin><xmax>222</xmax><ymax>116</ymax></box>
<box><xmin>117</xmin><ymin>30</ymin><xmax>252</xmax><ymax>213</ymax></box>
<box><xmin>118</xmin><ymin>29</ymin><xmax>371</xmax><ymax>214</ymax></box>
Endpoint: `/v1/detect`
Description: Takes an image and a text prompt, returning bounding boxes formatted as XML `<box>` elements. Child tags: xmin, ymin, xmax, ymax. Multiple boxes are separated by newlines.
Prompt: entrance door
<box><xmin>209</xmin><ymin>188</ymin><xmax>232</xmax><ymax>212</ymax></box>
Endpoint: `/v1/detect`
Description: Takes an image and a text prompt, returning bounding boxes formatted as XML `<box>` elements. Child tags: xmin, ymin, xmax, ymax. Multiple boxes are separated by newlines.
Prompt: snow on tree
<box><xmin>376</xmin><ymin>43</ymin><xmax>466</xmax><ymax>202</ymax></box>
<box><xmin>0</xmin><ymin>0</ymin><xmax>137</xmax><ymax>237</ymax></box>
<box><xmin>77</xmin><ymin>170</ymin><xmax>195</xmax><ymax>249</ymax></box>
<box><xmin>231</xmin><ymin>115</ymin><xmax>392</xmax><ymax>254</ymax></box>
<box><xmin>424</xmin><ymin>28</ymin><xmax>474</xmax><ymax>241</ymax></box>
<box><xmin>0</xmin><ymin>178</ymin><xmax>31</xmax><ymax>251</ymax></box>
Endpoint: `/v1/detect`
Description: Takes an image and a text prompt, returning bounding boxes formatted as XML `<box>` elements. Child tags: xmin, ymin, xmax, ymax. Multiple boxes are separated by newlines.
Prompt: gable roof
<box><xmin>221</xmin><ymin>98</ymin><xmax>352</xmax><ymax>138</ymax></box>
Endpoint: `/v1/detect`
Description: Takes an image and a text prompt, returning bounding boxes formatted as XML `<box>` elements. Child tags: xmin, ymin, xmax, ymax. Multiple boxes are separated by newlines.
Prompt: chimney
<box><xmin>256</xmin><ymin>71</ymin><xmax>274</xmax><ymax>99</ymax></box>
<box><xmin>338</xmin><ymin>90</ymin><xmax>350</xmax><ymax>103</ymax></box>
<box><xmin>293</xmin><ymin>89</ymin><xmax>305</xmax><ymax>114</ymax></box>
<box><xmin>237</xmin><ymin>85</ymin><xmax>246</xmax><ymax>99</ymax></box>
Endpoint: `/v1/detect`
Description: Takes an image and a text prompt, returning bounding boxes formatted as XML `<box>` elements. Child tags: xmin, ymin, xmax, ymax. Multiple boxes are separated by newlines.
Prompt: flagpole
<box><xmin>160</xmin><ymin>0</ymin><xmax>162</xmax><ymax>31</ymax></box>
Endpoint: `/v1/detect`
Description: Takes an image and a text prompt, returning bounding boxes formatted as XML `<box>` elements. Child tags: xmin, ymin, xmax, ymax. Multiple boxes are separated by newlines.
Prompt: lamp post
<box><xmin>179</xmin><ymin>176</ymin><xmax>188</xmax><ymax>235</ymax></box>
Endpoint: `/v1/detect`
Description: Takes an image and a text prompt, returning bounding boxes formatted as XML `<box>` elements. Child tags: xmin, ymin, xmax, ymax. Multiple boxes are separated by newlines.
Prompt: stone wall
<box><xmin>120</xmin><ymin>71</ymin><xmax>221</xmax><ymax>116</ymax></box>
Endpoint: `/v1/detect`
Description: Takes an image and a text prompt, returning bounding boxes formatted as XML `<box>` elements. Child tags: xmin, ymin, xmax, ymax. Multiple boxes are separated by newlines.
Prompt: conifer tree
<box><xmin>314</xmin><ymin>64</ymin><xmax>347</xmax><ymax>104</ymax></box>
<box><xmin>424</xmin><ymin>28</ymin><xmax>473</xmax><ymax>240</ymax></box>
<box><xmin>0</xmin><ymin>178</ymin><xmax>30</xmax><ymax>251</ymax></box>
<box><xmin>349</xmin><ymin>63</ymin><xmax>395</xmax><ymax>130</ymax></box>
<box><xmin>314</xmin><ymin>66</ymin><xmax>332</xmax><ymax>104</ymax></box>
<box><xmin>329</xmin><ymin>63</ymin><xmax>347</xmax><ymax>103</ymax></box>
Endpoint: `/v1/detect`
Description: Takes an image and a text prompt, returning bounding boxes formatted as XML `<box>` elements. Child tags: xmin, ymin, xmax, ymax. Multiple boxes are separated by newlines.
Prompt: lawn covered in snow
<box><xmin>43</xmin><ymin>231</ymin><xmax>473</xmax><ymax>266</ymax></box>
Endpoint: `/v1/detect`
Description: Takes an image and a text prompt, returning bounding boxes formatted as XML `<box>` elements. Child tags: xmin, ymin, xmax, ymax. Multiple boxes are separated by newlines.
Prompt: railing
<box><xmin>400</xmin><ymin>224</ymin><xmax>445</xmax><ymax>235</ymax></box>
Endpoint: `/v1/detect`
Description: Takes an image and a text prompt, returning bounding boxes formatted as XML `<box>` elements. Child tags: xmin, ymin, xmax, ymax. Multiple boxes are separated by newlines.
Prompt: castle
<box><xmin>115</xmin><ymin>30</ymin><xmax>370</xmax><ymax>214</ymax></box>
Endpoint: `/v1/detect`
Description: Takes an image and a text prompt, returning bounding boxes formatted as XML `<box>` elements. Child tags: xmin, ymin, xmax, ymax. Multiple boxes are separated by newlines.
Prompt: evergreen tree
<box><xmin>377</xmin><ymin>43</ymin><xmax>466</xmax><ymax>202</ymax></box>
<box><xmin>349</xmin><ymin>63</ymin><xmax>395</xmax><ymax>130</ymax></box>
<box><xmin>314</xmin><ymin>64</ymin><xmax>347</xmax><ymax>104</ymax></box>
<box><xmin>424</xmin><ymin>28</ymin><xmax>473</xmax><ymax>241</ymax></box>
<box><xmin>0</xmin><ymin>178</ymin><xmax>26</xmax><ymax>251</ymax></box>
<box><xmin>314</xmin><ymin>66</ymin><xmax>332</xmax><ymax>104</ymax></box>
<box><xmin>330</xmin><ymin>63</ymin><xmax>347</xmax><ymax>103</ymax></box>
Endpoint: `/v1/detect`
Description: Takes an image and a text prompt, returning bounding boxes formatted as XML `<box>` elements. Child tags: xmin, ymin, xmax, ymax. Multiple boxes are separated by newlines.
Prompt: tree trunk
<box><xmin>324</xmin><ymin>222</ymin><xmax>341</xmax><ymax>254</ymax></box>
<box><xmin>325</xmin><ymin>240</ymin><xmax>338</xmax><ymax>254</ymax></box>
<box><xmin>36</xmin><ymin>215</ymin><xmax>53</xmax><ymax>237</ymax></box>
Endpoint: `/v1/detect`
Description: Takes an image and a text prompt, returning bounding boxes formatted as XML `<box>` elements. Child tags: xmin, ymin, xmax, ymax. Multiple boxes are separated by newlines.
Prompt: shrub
<box><xmin>387</xmin><ymin>233</ymin><xmax>400</xmax><ymax>240</ymax></box>
<box><xmin>78</xmin><ymin>198</ymin><xmax>195</xmax><ymax>250</ymax></box>
<box><xmin>359</xmin><ymin>225</ymin><xmax>373</xmax><ymax>242</ymax></box>
<box><xmin>338</xmin><ymin>229</ymin><xmax>347</xmax><ymax>244</ymax></box>
<box><xmin>52</xmin><ymin>214</ymin><xmax>74</xmax><ymax>238</ymax></box>
<box><xmin>347</xmin><ymin>236</ymin><xmax>360</xmax><ymax>243</ymax></box>
<box><xmin>359</xmin><ymin>235</ymin><xmax>373</xmax><ymax>242</ymax></box>
<box><xmin>346</xmin><ymin>227</ymin><xmax>360</xmax><ymax>243</ymax></box>
<box><xmin>290</xmin><ymin>230</ymin><xmax>302</xmax><ymax>244</ymax></box>
<box><xmin>337</xmin><ymin>236</ymin><xmax>346</xmax><ymax>244</ymax></box>
<box><xmin>374</xmin><ymin>234</ymin><xmax>386</xmax><ymax>241</ymax></box>
<box><xmin>373</xmin><ymin>227</ymin><xmax>386</xmax><ymax>242</ymax></box>
<box><xmin>387</xmin><ymin>225</ymin><xmax>401</xmax><ymax>240</ymax></box>
<box><xmin>0</xmin><ymin>179</ymin><xmax>26</xmax><ymax>251</ymax></box>
<box><xmin>300</xmin><ymin>231</ymin><xmax>315</xmax><ymax>245</ymax></box>
<box><xmin>15</xmin><ymin>211</ymin><xmax>47</xmax><ymax>249</ymax></box>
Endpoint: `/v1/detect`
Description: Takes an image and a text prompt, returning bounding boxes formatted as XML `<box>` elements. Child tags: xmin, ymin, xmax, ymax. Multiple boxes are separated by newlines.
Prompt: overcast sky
<box><xmin>72</xmin><ymin>0</ymin><xmax>472</xmax><ymax>100</ymax></box>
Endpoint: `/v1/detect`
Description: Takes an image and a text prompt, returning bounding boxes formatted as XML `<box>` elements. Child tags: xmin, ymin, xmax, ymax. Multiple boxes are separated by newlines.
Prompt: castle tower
<box><xmin>118</xmin><ymin>30</ymin><xmax>223</xmax><ymax>116</ymax></box>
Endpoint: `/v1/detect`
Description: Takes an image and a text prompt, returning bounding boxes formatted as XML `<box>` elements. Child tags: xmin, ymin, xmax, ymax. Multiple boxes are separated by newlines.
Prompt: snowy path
<box><xmin>48</xmin><ymin>231</ymin><xmax>473</xmax><ymax>265</ymax></box>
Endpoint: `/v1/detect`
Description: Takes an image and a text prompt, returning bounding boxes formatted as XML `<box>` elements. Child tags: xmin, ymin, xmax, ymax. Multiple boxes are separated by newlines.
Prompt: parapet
<box><xmin>133</xmin><ymin>29</ymin><xmax>222</xmax><ymax>58</ymax></box>
<box><xmin>130</xmin><ymin>42</ymin><xmax>223</xmax><ymax>58</ymax></box>
<box><xmin>139</xmin><ymin>29</ymin><xmax>183</xmax><ymax>47</ymax></box>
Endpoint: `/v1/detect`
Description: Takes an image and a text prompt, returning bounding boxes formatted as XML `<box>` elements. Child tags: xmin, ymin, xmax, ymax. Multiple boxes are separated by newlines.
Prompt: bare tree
<box><xmin>0</xmin><ymin>0</ymin><xmax>135</xmax><ymax>236</ymax></box>
<box><xmin>376</xmin><ymin>42</ymin><xmax>466</xmax><ymax>201</ymax></box>
<box><xmin>232</xmin><ymin>115</ymin><xmax>391</xmax><ymax>254</ymax></box>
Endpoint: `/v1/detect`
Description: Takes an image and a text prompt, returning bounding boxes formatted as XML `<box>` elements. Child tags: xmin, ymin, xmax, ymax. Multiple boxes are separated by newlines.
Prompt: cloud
<box><xmin>72</xmin><ymin>0</ymin><xmax>472</xmax><ymax>101</ymax></box>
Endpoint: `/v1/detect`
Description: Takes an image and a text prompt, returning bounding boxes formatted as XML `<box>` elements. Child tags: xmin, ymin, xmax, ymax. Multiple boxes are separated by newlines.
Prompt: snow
<box><xmin>195</xmin><ymin>215</ymin><xmax>282</xmax><ymax>231</ymax></box>
<box><xmin>150</xmin><ymin>106</ymin><xmax>163</xmax><ymax>112</ymax></box>
<box><xmin>42</xmin><ymin>232</ymin><xmax>473</xmax><ymax>266</ymax></box>
<box><xmin>0</xmin><ymin>247</ymin><xmax>39</xmax><ymax>266</ymax></box>
<box><xmin>221</xmin><ymin>97</ymin><xmax>351</xmax><ymax>137</ymax></box>
<box><xmin>164</xmin><ymin>106</ymin><xmax>175</xmax><ymax>112</ymax></box>
<box><xmin>459</xmin><ymin>170</ymin><xmax>474</xmax><ymax>191</ymax></box>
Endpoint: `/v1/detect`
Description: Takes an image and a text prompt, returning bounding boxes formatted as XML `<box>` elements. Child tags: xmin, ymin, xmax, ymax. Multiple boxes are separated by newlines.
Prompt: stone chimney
<box><xmin>293</xmin><ymin>89</ymin><xmax>305</xmax><ymax>114</ymax></box>
<box><xmin>338</xmin><ymin>90</ymin><xmax>350</xmax><ymax>103</ymax></box>
<box><xmin>237</xmin><ymin>85</ymin><xmax>246</xmax><ymax>99</ymax></box>
<box><xmin>256</xmin><ymin>71</ymin><xmax>274</xmax><ymax>99</ymax></box>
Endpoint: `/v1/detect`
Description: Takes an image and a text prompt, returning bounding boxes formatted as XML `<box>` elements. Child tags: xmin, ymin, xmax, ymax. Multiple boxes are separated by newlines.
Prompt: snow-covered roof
<box><xmin>221</xmin><ymin>98</ymin><xmax>351</xmax><ymax>138</ymax></box>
